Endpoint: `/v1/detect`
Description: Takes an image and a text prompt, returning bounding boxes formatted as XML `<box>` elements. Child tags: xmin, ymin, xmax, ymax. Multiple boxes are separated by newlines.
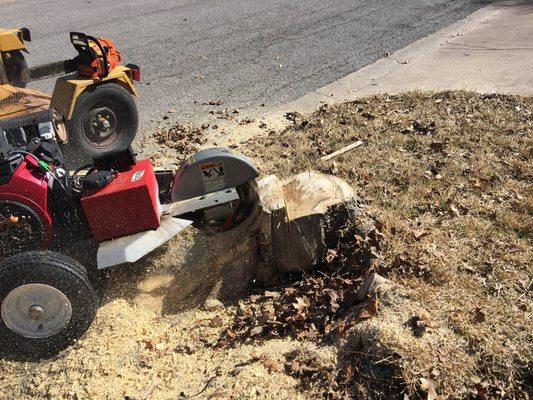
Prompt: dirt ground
<box><xmin>0</xmin><ymin>91</ymin><xmax>531</xmax><ymax>399</ymax></box>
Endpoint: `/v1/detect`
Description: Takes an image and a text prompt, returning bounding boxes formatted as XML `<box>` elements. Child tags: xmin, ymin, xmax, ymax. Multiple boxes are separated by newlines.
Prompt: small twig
<box><xmin>184</xmin><ymin>365</ymin><xmax>221</xmax><ymax>398</ymax></box>
<box><xmin>374</xmin><ymin>355</ymin><xmax>394</xmax><ymax>365</ymax></box>
<box><xmin>185</xmin><ymin>376</ymin><xmax>216</xmax><ymax>398</ymax></box>
<box><xmin>320</xmin><ymin>140</ymin><xmax>364</xmax><ymax>161</ymax></box>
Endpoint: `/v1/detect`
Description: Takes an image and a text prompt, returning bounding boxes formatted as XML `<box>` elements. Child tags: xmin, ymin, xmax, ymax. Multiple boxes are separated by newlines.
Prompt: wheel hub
<box><xmin>84</xmin><ymin>107</ymin><xmax>119</xmax><ymax>146</ymax></box>
<box><xmin>1</xmin><ymin>284</ymin><xmax>72</xmax><ymax>339</ymax></box>
<box><xmin>28</xmin><ymin>304</ymin><xmax>45</xmax><ymax>320</ymax></box>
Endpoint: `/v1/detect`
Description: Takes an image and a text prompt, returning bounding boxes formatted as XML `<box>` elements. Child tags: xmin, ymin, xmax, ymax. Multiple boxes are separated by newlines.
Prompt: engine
<box><xmin>0</xmin><ymin>111</ymin><xmax>83</xmax><ymax>258</ymax></box>
<box><xmin>0</xmin><ymin>110</ymin><xmax>164</xmax><ymax>259</ymax></box>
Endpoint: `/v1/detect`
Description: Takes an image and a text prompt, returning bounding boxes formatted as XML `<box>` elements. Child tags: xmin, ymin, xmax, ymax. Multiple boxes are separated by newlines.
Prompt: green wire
<box><xmin>38</xmin><ymin>160</ymin><xmax>51</xmax><ymax>172</ymax></box>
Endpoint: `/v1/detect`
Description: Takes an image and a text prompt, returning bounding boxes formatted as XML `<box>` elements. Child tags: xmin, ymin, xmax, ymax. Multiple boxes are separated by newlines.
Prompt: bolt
<box><xmin>28</xmin><ymin>305</ymin><xmax>45</xmax><ymax>321</ymax></box>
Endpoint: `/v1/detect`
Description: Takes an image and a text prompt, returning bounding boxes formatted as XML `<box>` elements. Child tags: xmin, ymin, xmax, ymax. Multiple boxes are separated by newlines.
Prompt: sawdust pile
<box><xmin>0</xmin><ymin>91</ymin><xmax>531</xmax><ymax>400</ymax></box>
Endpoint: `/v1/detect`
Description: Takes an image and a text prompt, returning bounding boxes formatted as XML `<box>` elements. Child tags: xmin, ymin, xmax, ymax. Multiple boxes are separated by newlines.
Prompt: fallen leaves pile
<box><xmin>152</xmin><ymin>122</ymin><xmax>207</xmax><ymax>154</ymax></box>
<box><xmin>218</xmin><ymin>273</ymin><xmax>377</xmax><ymax>346</ymax></box>
<box><xmin>248</xmin><ymin>346</ymin><xmax>368</xmax><ymax>400</ymax></box>
<box><xmin>218</xmin><ymin>208</ymin><xmax>383</xmax><ymax>346</ymax></box>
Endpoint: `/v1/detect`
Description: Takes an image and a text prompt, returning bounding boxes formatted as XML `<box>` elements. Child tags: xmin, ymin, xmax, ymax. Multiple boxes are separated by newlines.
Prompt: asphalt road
<box><xmin>3</xmin><ymin>0</ymin><xmax>489</xmax><ymax>132</ymax></box>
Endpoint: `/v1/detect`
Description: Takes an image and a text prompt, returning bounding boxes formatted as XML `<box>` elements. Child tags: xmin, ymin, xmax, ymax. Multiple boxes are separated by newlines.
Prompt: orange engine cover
<box><xmin>81</xmin><ymin>159</ymin><xmax>160</xmax><ymax>242</ymax></box>
<box><xmin>78</xmin><ymin>37</ymin><xmax>122</xmax><ymax>78</ymax></box>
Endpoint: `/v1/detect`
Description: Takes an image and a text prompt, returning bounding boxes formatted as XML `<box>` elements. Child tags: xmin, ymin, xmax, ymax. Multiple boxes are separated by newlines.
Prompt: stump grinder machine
<box><xmin>0</xmin><ymin>31</ymin><xmax>261</xmax><ymax>359</ymax></box>
<box><xmin>0</xmin><ymin>28</ymin><xmax>140</xmax><ymax>161</ymax></box>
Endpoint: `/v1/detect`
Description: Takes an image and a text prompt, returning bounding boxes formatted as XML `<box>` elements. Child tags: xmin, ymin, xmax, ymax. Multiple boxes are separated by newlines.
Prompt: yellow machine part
<box><xmin>50</xmin><ymin>65</ymin><xmax>139</xmax><ymax>120</ymax></box>
<box><xmin>0</xmin><ymin>84</ymin><xmax>51</xmax><ymax>121</ymax></box>
<box><xmin>0</xmin><ymin>29</ymin><xmax>27</xmax><ymax>52</ymax></box>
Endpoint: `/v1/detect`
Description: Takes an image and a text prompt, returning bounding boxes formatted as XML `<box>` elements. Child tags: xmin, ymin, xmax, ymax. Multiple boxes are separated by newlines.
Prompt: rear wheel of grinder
<box><xmin>193</xmin><ymin>180</ymin><xmax>259</xmax><ymax>234</ymax></box>
<box><xmin>0</xmin><ymin>251</ymin><xmax>98</xmax><ymax>360</ymax></box>
<box><xmin>64</xmin><ymin>83</ymin><xmax>138</xmax><ymax>164</ymax></box>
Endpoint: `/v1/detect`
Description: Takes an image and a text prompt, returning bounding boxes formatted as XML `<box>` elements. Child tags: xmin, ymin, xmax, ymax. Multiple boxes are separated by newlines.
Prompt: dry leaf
<box><xmin>413</xmin><ymin>230</ymin><xmax>429</xmax><ymax>240</ymax></box>
<box><xmin>141</xmin><ymin>337</ymin><xmax>158</xmax><ymax>350</ymax></box>
<box><xmin>210</xmin><ymin>315</ymin><xmax>224</xmax><ymax>328</ymax></box>
<box><xmin>261</xmin><ymin>358</ymin><xmax>284</xmax><ymax>373</ymax></box>
<box><xmin>473</xmin><ymin>307</ymin><xmax>486</xmax><ymax>323</ymax></box>
<box><xmin>194</xmin><ymin>319</ymin><xmax>212</xmax><ymax>327</ymax></box>
<box><xmin>293</xmin><ymin>296</ymin><xmax>311</xmax><ymax>314</ymax></box>
<box><xmin>324</xmin><ymin>289</ymin><xmax>340</xmax><ymax>312</ymax></box>
<box><xmin>420</xmin><ymin>377</ymin><xmax>439</xmax><ymax>400</ymax></box>
<box><xmin>408</xmin><ymin>310</ymin><xmax>433</xmax><ymax>337</ymax></box>
<box><xmin>250</xmin><ymin>326</ymin><xmax>263</xmax><ymax>336</ymax></box>
<box><xmin>175</xmin><ymin>344</ymin><xmax>197</xmax><ymax>355</ymax></box>
<box><xmin>359</xmin><ymin>298</ymin><xmax>379</xmax><ymax>319</ymax></box>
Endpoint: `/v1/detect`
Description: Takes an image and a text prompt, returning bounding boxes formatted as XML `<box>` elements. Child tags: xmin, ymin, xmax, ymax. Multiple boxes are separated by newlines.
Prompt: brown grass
<box><xmin>243</xmin><ymin>91</ymin><xmax>532</xmax><ymax>398</ymax></box>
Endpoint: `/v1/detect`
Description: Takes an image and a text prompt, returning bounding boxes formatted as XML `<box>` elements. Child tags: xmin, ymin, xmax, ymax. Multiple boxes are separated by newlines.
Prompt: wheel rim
<box><xmin>82</xmin><ymin>106</ymin><xmax>121</xmax><ymax>149</ymax></box>
<box><xmin>1</xmin><ymin>283</ymin><xmax>72</xmax><ymax>339</ymax></box>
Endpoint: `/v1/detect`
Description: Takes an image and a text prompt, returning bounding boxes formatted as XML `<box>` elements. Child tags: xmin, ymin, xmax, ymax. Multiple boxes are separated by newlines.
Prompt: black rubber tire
<box><xmin>2</xmin><ymin>50</ymin><xmax>27</xmax><ymax>87</ymax></box>
<box><xmin>64</xmin><ymin>83</ymin><xmax>138</xmax><ymax>162</ymax></box>
<box><xmin>0</xmin><ymin>251</ymin><xmax>98</xmax><ymax>360</ymax></box>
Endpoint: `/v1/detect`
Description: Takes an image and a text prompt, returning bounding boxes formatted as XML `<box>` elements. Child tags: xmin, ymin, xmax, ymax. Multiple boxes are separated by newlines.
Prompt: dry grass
<box><xmin>243</xmin><ymin>91</ymin><xmax>532</xmax><ymax>398</ymax></box>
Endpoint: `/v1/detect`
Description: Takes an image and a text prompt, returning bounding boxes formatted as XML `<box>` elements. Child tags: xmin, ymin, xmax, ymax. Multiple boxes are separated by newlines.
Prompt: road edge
<box><xmin>213</xmin><ymin>1</ymin><xmax>511</xmax><ymax>146</ymax></box>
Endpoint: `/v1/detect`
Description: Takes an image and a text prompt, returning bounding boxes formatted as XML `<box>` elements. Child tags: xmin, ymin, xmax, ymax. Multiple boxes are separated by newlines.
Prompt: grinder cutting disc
<box><xmin>194</xmin><ymin>180</ymin><xmax>259</xmax><ymax>233</ymax></box>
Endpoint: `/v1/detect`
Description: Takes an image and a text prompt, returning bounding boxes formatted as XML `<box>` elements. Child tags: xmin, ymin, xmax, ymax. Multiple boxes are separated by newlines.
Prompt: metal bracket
<box><xmin>97</xmin><ymin>215</ymin><xmax>192</xmax><ymax>269</ymax></box>
<box><xmin>164</xmin><ymin>187</ymin><xmax>239</xmax><ymax>217</ymax></box>
<box><xmin>0</xmin><ymin>54</ymin><xmax>9</xmax><ymax>85</ymax></box>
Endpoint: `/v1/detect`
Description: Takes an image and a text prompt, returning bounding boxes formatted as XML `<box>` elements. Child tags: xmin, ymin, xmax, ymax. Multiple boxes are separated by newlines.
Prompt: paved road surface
<box><xmin>3</xmin><ymin>0</ymin><xmax>490</xmax><ymax>131</ymax></box>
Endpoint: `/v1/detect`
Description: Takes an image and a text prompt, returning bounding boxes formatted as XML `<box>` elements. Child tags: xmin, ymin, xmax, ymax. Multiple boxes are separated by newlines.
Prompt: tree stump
<box><xmin>254</xmin><ymin>171</ymin><xmax>362</xmax><ymax>282</ymax></box>
<box><xmin>202</xmin><ymin>170</ymin><xmax>370</xmax><ymax>300</ymax></box>
<box><xmin>133</xmin><ymin>171</ymin><xmax>372</xmax><ymax>314</ymax></box>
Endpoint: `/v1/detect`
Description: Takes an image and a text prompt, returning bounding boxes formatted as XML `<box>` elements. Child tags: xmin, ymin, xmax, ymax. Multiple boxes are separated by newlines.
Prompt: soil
<box><xmin>0</xmin><ymin>91</ymin><xmax>531</xmax><ymax>400</ymax></box>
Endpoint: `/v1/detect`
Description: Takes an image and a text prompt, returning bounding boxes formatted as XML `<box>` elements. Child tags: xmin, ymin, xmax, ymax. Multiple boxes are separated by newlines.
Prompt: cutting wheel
<box><xmin>194</xmin><ymin>180</ymin><xmax>259</xmax><ymax>233</ymax></box>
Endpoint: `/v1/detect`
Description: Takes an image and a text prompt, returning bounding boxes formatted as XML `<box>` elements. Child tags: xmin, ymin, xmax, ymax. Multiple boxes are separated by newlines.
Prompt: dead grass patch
<box><xmin>242</xmin><ymin>91</ymin><xmax>532</xmax><ymax>398</ymax></box>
